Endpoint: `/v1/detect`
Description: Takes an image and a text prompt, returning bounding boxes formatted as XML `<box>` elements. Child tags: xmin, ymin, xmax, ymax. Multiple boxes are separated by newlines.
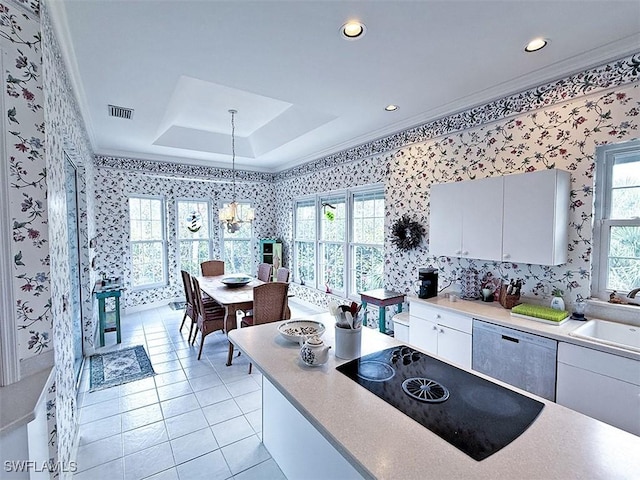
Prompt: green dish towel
<box><xmin>511</xmin><ymin>303</ymin><xmax>569</xmax><ymax>322</ymax></box>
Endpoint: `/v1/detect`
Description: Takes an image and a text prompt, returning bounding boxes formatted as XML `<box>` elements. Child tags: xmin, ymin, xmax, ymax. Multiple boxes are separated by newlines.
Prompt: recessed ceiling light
<box><xmin>340</xmin><ymin>21</ymin><xmax>366</xmax><ymax>40</ymax></box>
<box><xmin>385</xmin><ymin>104</ymin><xmax>399</xmax><ymax>112</ymax></box>
<box><xmin>524</xmin><ymin>37</ymin><xmax>548</xmax><ymax>52</ymax></box>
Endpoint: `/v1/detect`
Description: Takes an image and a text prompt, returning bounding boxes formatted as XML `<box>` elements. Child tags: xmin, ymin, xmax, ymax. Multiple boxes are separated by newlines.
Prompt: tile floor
<box><xmin>74</xmin><ymin>299</ymin><xmax>323</xmax><ymax>479</ymax></box>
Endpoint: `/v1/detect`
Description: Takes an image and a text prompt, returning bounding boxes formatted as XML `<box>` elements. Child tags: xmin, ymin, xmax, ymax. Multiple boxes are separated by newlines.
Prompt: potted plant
<box><xmin>550</xmin><ymin>288</ymin><xmax>565</xmax><ymax>311</ymax></box>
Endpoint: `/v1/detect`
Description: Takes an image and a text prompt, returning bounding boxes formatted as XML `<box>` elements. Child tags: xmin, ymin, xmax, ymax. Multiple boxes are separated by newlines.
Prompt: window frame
<box><xmin>592</xmin><ymin>139</ymin><xmax>640</xmax><ymax>299</ymax></box>
<box><xmin>349</xmin><ymin>187</ymin><xmax>386</xmax><ymax>297</ymax></box>
<box><xmin>176</xmin><ymin>198</ymin><xmax>213</xmax><ymax>276</ymax></box>
<box><xmin>129</xmin><ymin>195</ymin><xmax>168</xmax><ymax>290</ymax></box>
<box><xmin>292</xmin><ymin>184</ymin><xmax>385</xmax><ymax>299</ymax></box>
<box><xmin>319</xmin><ymin>192</ymin><xmax>348</xmax><ymax>297</ymax></box>
<box><xmin>293</xmin><ymin>196</ymin><xmax>317</xmax><ymax>287</ymax></box>
<box><xmin>219</xmin><ymin>199</ymin><xmax>255</xmax><ymax>275</ymax></box>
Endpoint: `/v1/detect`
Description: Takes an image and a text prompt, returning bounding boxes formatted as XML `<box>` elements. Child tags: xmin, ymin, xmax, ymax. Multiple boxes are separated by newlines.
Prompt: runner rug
<box><xmin>89</xmin><ymin>345</ymin><xmax>155</xmax><ymax>392</ymax></box>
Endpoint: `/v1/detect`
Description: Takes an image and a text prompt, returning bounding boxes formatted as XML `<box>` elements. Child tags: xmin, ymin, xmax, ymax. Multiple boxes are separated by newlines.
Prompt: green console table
<box><xmin>94</xmin><ymin>281</ymin><xmax>123</xmax><ymax>346</ymax></box>
<box><xmin>359</xmin><ymin>289</ymin><xmax>406</xmax><ymax>334</ymax></box>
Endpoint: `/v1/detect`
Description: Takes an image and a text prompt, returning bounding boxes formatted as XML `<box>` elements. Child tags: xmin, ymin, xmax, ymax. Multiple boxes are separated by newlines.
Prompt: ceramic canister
<box><xmin>335</xmin><ymin>326</ymin><xmax>362</xmax><ymax>360</ymax></box>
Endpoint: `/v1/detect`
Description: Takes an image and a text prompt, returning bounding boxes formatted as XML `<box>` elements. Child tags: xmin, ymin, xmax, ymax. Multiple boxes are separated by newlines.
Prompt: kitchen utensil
<box><xmin>334</xmin><ymin>325</ymin><xmax>362</xmax><ymax>360</ymax></box>
<box><xmin>345</xmin><ymin>311</ymin><xmax>353</xmax><ymax>329</ymax></box>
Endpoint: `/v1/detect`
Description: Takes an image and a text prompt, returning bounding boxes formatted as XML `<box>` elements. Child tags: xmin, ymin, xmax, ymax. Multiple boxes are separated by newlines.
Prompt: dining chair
<box><xmin>227</xmin><ymin>281</ymin><xmax>290</xmax><ymax>372</ymax></box>
<box><xmin>276</xmin><ymin>267</ymin><xmax>290</xmax><ymax>282</ymax></box>
<box><xmin>200</xmin><ymin>260</ymin><xmax>225</xmax><ymax>276</ymax></box>
<box><xmin>179</xmin><ymin>270</ymin><xmax>198</xmax><ymax>342</ymax></box>
<box><xmin>257</xmin><ymin>262</ymin><xmax>273</xmax><ymax>282</ymax></box>
<box><xmin>191</xmin><ymin>276</ymin><xmax>227</xmax><ymax>360</ymax></box>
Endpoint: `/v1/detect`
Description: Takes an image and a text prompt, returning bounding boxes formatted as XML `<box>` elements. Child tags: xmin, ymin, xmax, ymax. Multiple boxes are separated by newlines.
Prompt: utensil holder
<box><xmin>499</xmin><ymin>287</ymin><xmax>521</xmax><ymax>309</ymax></box>
<box><xmin>335</xmin><ymin>326</ymin><xmax>362</xmax><ymax>360</ymax></box>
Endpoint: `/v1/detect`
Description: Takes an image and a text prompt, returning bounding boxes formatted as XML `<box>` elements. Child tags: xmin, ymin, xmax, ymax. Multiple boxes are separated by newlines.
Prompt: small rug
<box><xmin>89</xmin><ymin>345</ymin><xmax>155</xmax><ymax>392</ymax></box>
<box><xmin>169</xmin><ymin>301</ymin><xmax>186</xmax><ymax>310</ymax></box>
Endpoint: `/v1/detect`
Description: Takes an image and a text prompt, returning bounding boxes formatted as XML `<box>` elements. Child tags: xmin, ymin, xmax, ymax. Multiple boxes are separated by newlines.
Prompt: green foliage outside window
<box><xmin>607</xmin><ymin>159</ymin><xmax>640</xmax><ymax>292</ymax></box>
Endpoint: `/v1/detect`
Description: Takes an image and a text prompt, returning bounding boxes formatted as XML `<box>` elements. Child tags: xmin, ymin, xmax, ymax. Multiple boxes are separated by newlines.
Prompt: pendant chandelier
<box><xmin>219</xmin><ymin>109</ymin><xmax>255</xmax><ymax>233</ymax></box>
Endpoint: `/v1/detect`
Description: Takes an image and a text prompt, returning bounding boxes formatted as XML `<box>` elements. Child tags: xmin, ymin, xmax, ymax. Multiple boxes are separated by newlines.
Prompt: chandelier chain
<box><xmin>230</xmin><ymin>109</ymin><xmax>237</xmax><ymax>201</ymax></box>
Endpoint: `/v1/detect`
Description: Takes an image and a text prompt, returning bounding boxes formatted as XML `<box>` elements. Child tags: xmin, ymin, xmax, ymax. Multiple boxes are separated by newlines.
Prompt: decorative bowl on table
<box><xmin>220</xmin><ymin>275</ymin><xmax>253</xmax><ymax>288</ymax></box>
<box><xmin>278</xmin><ymin>320</ymin><xmax>326</xmax><ymax>343</ymax></box>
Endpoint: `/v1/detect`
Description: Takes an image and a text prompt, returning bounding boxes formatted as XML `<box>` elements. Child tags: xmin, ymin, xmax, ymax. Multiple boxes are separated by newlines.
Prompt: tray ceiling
<box><xmin>48</xmin><ymin>1</ymin><xmax>640</xmax><ymax>172</ymax></box>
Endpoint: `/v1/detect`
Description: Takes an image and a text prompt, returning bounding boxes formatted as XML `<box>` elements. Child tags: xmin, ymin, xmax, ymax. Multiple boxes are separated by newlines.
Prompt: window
<box><xmin>129</xmin><ymin>197</ymin><xmax>166</xmax><ymax>288</ymax></box>
<box><xmin>177</xmin><ymin>200</ymin><xmax>211</xmax><ymax>276</ymax></box>
<box><xmin>293</xmin><ymin>185</ymin><xmax>384</xmax><ymax>298</ymax></box>
<box><xmin>351</xmin><ymin>190</ymin><xmax>385</xmax><ymax>294</ymax></box>
<box><xmin>320</xmin><ymin>195</ymin><xmax>346</xmax><ymax>295</ymax></box>
<box><xmin>593</xmin><ymin>140</ymin><xmax>640</xmax><ymax>298</ymax></box>
<box><xmin>221</xmin><ymin>202</ymin><xmax>253</xmax><ymax>274</ymax></box>
<box><xmin>294</xmin><ymin>199</ymin><xmax>316</xmax><ymax>286</ymax></box>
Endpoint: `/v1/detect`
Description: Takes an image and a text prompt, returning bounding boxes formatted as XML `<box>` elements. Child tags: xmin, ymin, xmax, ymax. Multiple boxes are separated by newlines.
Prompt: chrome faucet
<box><xmin>627</xmin><ymin>287</ymin><xmax>640</xmax><ymax>299</ymax></box>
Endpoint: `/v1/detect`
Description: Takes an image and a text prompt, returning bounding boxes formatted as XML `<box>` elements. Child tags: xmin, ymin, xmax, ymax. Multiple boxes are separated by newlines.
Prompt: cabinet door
<box><xmin>556</xmin><ymin>342</ymin><xmax>640</xmax><ymax>436</ymax></box>
<box><xmin>409</xmin><ymin>316</ymin><xmax>437</xmax><ymax>356</ymax></box>
<box><xmin>502</xmin><ymin>169</ymin><xmax>569</xmax><ymax>265</ymax></box>
<box><xmin>557</xmin><ymin>362</ymin><xmax>640</xmax><ymax>436</ymax></box>
<box><xmin>429</xmin><ymin>181</ymin><xmax>463</xmax><ymax>257</ymax></box>
<box><xmin>461</xmin><ymin>176</ymin><xmax>503</xmax><ymax>261</ymax></box>
<box><xmin>437</xmin><ymin>325</ymin><xmax>472</xmax><ymax>369</ymax></box>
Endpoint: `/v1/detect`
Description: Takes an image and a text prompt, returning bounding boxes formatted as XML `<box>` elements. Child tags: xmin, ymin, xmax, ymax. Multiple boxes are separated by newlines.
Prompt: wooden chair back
<box><xmin>228</xmin><ymin>281</ymin><xmax>289</xmax><ymax>371</ymax></box>
<box><xmin>180</xmin><ymin>270</ymin><xmax>196</xmax><ymax>320</ymax></box>
<box><xmin>200</xmin><ymin>260</ymin><xmax>225</xmax><ymax>276</ymax></box>
<box><xmin>252</xmin><ymin>282</ymin><xmax>290</xmax><ymax>326</ymax></box>
<box><xmin>257</xmin><ymin>262</ymin><xmax>273</xmax><ymax>282</ymax></box>
<box><xmin>276</xmin><ymin>267</ymin><xmax>290</xmax><ymax>283</ymax></box>
<box><xmin>179</xmin><ymin>270</ymin><xmax>199</xmax><ymax>341</ymax></box>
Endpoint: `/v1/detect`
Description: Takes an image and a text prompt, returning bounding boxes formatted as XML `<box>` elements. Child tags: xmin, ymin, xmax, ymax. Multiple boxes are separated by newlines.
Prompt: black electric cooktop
<box><xmin>336</xmin><ymin>345</ymin><xmax>544</xmax><ymax>461</ymax></box>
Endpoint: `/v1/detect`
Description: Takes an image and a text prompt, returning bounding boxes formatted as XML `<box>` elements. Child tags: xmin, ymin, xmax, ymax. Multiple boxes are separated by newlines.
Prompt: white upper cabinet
<box><xmin>429</xmin><ymin>169</ymin><xmax>570</xmax><ymax>266</ymax></box>
<box><xmin>429</xmin><ymin>181</ymin><xmax>463</xmax><ymax>257</ymax></box>
<box><xmin>461</xmin><ymin>176</ymin><xmax>504</xmax><ymax>261</ymax></box>
<box><xmin>502</xmin><ymin>169</ymin><xmax>570</xmax><ymax>265</ymax></box>
<box><xmin>430</xmin><ymin>176</ymin><xmax>503</xmax><ymax>261</ymax></box>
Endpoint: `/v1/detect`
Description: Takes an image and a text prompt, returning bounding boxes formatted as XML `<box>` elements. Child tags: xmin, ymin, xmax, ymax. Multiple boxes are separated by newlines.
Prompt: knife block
<box><xmin>499</xmin><ymin>286</ymin><xmax>521</xmax><ymax>309</ymax></box>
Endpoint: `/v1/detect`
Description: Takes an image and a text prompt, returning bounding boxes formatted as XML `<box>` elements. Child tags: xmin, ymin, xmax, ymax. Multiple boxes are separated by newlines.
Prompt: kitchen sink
<box><xmin>569</xmin><ymin>319</ymin><xmax>640</xmax><ymax>353</ymax></box>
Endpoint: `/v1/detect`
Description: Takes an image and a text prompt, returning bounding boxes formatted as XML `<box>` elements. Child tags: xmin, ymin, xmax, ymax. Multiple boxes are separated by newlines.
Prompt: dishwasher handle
<box><xmin>501</xmin><ymin>334</ymin><xmax>519</xmax><ymax>343</ymax></box>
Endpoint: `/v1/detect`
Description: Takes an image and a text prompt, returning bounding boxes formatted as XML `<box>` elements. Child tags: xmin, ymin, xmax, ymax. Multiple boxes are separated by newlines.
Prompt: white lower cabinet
<box><xmin>409</xmin><ymin>301</ymin><xmax>472</xmax><ymax>369</ymax></box>
<box><xmin>556</xmin><ymin>342</ymin><xmax>640</xmax><ymax>436</ymax></box>
<box><xmin>263</xmin><ymin>378</ymin><xmax>364</xmax><ymax>479</ymax></box>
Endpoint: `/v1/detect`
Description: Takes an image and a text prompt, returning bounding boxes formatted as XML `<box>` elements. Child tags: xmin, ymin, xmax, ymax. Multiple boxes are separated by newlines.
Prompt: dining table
<box><xmin>196</xmin><ymin>274</ymin><xmax>294</xmax><ymax>366</ymax></box>
<box><xmin>196</xmin><ymin>274</ymin><xmax>266</xmax><ymax>334</ymax></box>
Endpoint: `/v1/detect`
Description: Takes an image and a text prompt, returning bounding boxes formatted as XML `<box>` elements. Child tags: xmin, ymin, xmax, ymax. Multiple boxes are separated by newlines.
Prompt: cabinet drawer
<box><xmin>410</xmin><ymin>302</ymin><xmax>472</xmax><ymax>334</ymax></box>
<box><xmin>558</xmin><ymin>342</ymin><xmax>640</xmax><ymax>386</ymax></box>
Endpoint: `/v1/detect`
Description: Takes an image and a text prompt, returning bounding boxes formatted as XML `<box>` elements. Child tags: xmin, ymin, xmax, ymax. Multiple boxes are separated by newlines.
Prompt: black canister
<box><xmin>416</xmin><ymin>267</ymin><xmax>438</xmax><ymax>299</ymax></box>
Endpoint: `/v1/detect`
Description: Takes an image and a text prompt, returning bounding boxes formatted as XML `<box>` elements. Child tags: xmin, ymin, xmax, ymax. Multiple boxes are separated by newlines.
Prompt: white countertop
<box><xmin>0</xmin><ymin>367</ymin><xmax>52</xmax><ymax>434</ymax></box>
<box><xmin>414</xmin><ymin>295</ymin><xmax>640</xmax><ymax>360</ymax></box>
<box><xmin>229</xmin><ymin>313</ymin><xmax>640</xmax><ymax>480</ymax></box>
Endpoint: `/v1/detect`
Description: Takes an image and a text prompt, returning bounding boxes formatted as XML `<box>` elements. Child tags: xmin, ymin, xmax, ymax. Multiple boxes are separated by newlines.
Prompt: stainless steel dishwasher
<box><xmin>472</xmin><ymin>319</ymin><xmax>557</xmax><ymax>401</ymax></box>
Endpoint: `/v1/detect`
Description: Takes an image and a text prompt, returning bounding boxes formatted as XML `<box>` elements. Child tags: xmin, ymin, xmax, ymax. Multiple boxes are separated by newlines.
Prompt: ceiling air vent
<box><xmin>108</xmin><ymin>104</ymin><xmax>134</xmax><ymax>120</ymax></box>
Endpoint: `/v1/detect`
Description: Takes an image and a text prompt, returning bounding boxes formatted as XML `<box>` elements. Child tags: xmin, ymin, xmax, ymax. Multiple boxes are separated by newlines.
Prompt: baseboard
<box><xmin>124</xmin><ymin>297</ymin><xmax>182</xmax><ymax>315</ymax></box>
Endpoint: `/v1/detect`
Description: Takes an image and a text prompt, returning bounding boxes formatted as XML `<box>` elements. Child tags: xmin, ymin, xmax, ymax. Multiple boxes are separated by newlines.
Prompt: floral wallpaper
<box><xmin>275</xmin><ymin>55</ymin><xmax>640</xmax><ymax>182</ymax></box>
<box><xmin>1</xmin><ymin>0</ymin><xmax>631</xmax><ymax>476</ymax></box>
<box><xmin>95</xmin><ymin>54</ymin><xmax>640</xmax><ymax>330</ymax></box>
<box><xmin>93</xmin><ymin>166</ymin><xmax>277</xmax><ymax>310</ymax></box>
<box><xmin>384</xmin><ymin>84</ymin><xmax>639</xmax><ymax>312</ymax></box>
<box><xmin>41</xmin><ymin>0</ymin><xmax>96</xmax><ymax>474</ymax></box>
<box><xmin>273</xmin><ymin>57</ymin><xmax>640</xmax><ymax>326</ymax></box>
<box><xmin>1</xmin><ymin>0</ymin><xmax>50</xmax><ymax>364</ymax></box>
